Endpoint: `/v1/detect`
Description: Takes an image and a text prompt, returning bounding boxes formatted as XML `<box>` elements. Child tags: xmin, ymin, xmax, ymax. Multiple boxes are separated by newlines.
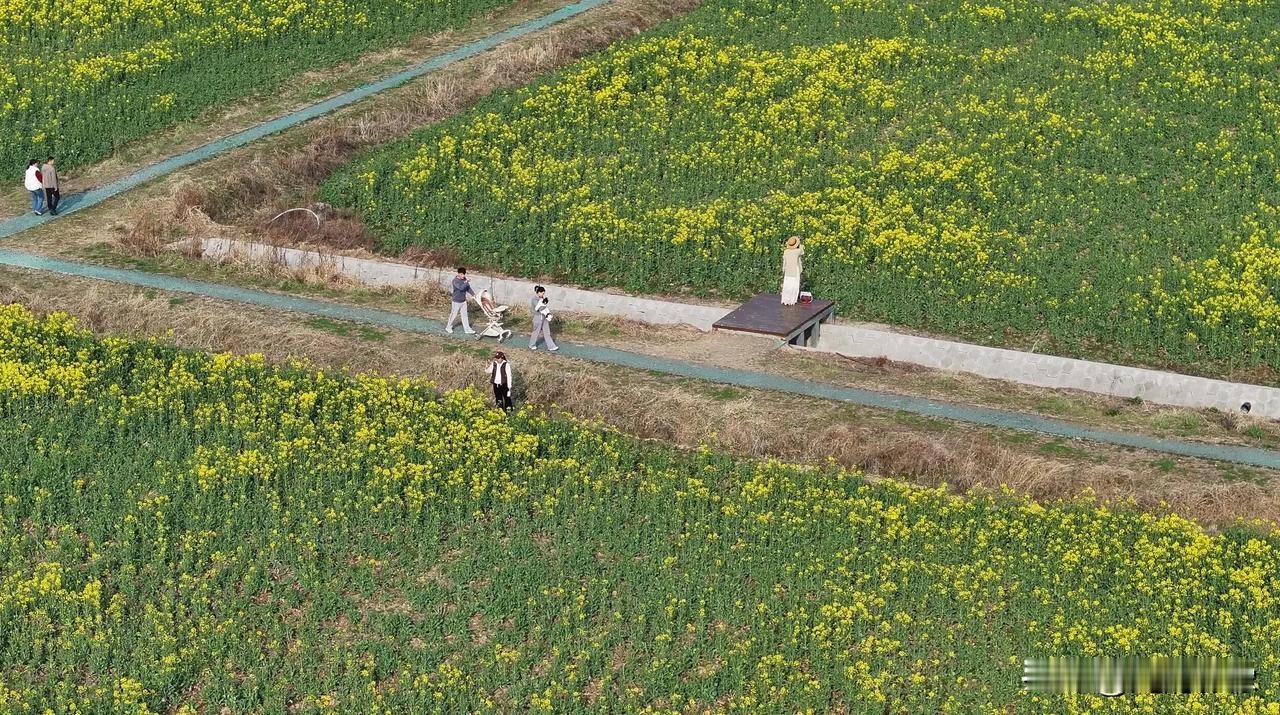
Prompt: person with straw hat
<box><xmin>781</xmin><ymin>236</ymin><xmax>804</xmax><ymax>305</ymax></box>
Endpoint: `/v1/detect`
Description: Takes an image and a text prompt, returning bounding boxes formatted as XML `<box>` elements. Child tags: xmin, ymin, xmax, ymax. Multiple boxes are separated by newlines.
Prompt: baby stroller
<box><xmin>475</xmin><ymin>289</ymin><xmax>512</xmax><ymax>343</ymax></box>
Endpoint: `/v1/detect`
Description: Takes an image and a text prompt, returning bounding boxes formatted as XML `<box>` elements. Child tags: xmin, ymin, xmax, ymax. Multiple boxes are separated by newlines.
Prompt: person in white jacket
<box><xmin>487</xmin><ymin>351</ymin><xmax>514</xmax><ymax>410</ymax></box>
<box><xmin>24</xmin><ymin>160</ymin><xmax>45</xmax><ymax>215</ymax></box>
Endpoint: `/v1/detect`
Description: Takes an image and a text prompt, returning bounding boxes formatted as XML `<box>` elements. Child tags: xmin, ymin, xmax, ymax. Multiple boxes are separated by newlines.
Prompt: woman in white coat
<box><xmin>781</xmin><ymin>236</ymin><xmax>804</xmax><ymax>305</ymax></box>
<box><xmin>24</xmin><ymin>160</ymin><xmax>45</xmax><ymax>215</ymax></box>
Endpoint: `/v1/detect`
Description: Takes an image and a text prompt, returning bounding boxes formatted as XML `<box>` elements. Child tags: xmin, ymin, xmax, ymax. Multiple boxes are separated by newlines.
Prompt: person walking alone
<box><xmin>40</xmin><ymin>156</ymin><xmax>59</xmax><ymax>216</ymax></box>
<box><xmin>780</xmin><ymin>235</ymin><xmax>805</xmax><ymax>305</ymax></box>
<box><xmin>24</xmin><ymin>160</ymin><xmax>45</xmax><ymax>215</ymax></box>
<box><xmin>445</xmin><ymin>267</ymin><xmax>476</xmax><ymax>334</ymax></box>
<box><xmin>528</xmin><ymin>285</ymin><xmax>558</xmax><ymax>352</ymax></box>
<box><xmin>487</xmin><ymin>351</ymin><xmax>514</xmax><ymax>410</ymax></box>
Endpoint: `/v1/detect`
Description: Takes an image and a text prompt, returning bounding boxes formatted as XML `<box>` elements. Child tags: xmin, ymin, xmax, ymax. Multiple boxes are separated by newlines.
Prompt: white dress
<box><xmin>781</xmin><ymin>246</ymin><xmax>804</xmax><ymax>305</ymax></box>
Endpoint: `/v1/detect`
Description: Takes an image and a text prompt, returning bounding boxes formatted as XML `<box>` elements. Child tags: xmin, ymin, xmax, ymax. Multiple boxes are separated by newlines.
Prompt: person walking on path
<box><xmin>528</xmin><ymin>285</ymin><xmax>558</xmax><ymax>352</ymax></box>
<box><xmin>781</xmin><ymin>235</ymin><xmax>804</xmax><ymax>305</ymax></box>
<box><xmin>487</xmin><ymin>351</ymin><xmax>514</xmax><ymax>410</ymax></box>
<box><xmin>24</xmin><ymin>160</ymin><xmax>45</xmax><ymax>216</ymax></box>
<box><xmin>40</xmin><ymin>156</ymin><xmax>60</xmax><ymax>216</ymax></box>
<box><xmin>445</xmin><ymin>267</ymin><xmax>476</xmax><ymax>334</ymax></box>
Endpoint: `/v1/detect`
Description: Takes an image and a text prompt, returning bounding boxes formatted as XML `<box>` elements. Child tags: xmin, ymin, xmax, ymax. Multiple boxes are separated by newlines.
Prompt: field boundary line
<box><xmin>2</xmin><ymin>245</ymin><xmax>1279</xmax><ymax>469</ymax></box>
<box><xmin>201</xmin><ymin>237</ymin><xmax>1280</xmax><ymax>419</ymax></box>
<box><xmin>0</xmin><ymin>0</ymin><xmax>613</xmax><ymax>240</ymax></box>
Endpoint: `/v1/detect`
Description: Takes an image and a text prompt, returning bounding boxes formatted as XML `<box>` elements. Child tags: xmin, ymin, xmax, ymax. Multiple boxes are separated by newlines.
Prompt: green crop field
<box><xmin>325</xmin><ymin>0</ymin><xmax>1280</xmax><ymax>380</ymax></box>
<box><xmin>1</xmin><ymin>303</ymin><xmax>1277</xmax><ymax>713</ymax></box>
<box><xmin>0</xmin><ymin>0</ymin><xmax>512</xmax><ymax>171</ymax></box>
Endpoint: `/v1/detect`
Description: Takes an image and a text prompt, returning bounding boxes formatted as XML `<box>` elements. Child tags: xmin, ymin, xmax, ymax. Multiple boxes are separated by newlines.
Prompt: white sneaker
<box><xmin>445</xmin><ymin>326</ymin><xmax>454</xmax><ymax>334</ymax></box>
<box><xmin>549</xmin><ymin>346</ymin><xmax>559</xmax><ymax>352</ymax></box>
<box><xmin>464</xmin><ymin>329</ymin><xmax>476</xmax><ymax>335</ymax></box>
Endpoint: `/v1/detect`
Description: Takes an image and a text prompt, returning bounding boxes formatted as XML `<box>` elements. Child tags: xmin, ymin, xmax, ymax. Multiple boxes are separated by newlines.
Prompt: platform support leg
<box><xmin>806</xmin><ymin>320</ymin><xmax>822</xmax><ymax>348</ymax></box>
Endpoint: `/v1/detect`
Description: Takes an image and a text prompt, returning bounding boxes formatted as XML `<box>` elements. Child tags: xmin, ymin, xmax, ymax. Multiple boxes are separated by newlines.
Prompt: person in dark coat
<box><xmin>487</xmin><ymin>351</ymin><xmax>514</xmax><ymax>410</ymax></box>
<box><xmin>40</xmin><ymin>156</ymin><xmax>60</xmax><ymax>216</ymax></box>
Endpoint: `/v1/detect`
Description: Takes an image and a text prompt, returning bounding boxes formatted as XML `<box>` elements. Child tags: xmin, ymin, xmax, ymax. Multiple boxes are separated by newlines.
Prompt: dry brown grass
<box><xmin>119</xmin><ymin>181</ymin><xmax>227</xmax><ymax>257</ymax></box>
<box><xmin>264</xmin><ymin>212</ymin><xmax>375</xmax><ymax>251</ymax></box>
<box><xmin>124</xmin><ymin>0</ymin><xmax>704</xmax><ymax>248</ymax></box>
<box><xmin>198</xmin><ymin>249</ymin><xmax>452</xmax><ymax>312</ymax></box>
<box><xmin>120</xmin><ymin>209</ymin><xmax>179</xmax><ymax>256</ymax></box>
<box><xmin>399</xmin><ymin>245</ymin><xmax>463</xmax><ymax>269</ymax></box>
<box><xmin>2</xmin><ymin>269</ymin><xmax>1277</xmax><ymax>530</ymax></box>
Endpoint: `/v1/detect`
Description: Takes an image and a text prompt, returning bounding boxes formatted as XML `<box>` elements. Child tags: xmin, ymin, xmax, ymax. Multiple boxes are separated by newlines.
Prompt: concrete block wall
<box><xmin>815</xmin><ymin>326</ymin><xmax>1280</xmax><ymax>419</ymax></box>
<box><xmin>200</xmin><ymin>238</ymin><xmax>730</xmax><ymax>330</ymax></box>
<box><xmin>200</xmin><ymin>238</ymin><xmax>1280</xmax><ymax>419</ymax></box>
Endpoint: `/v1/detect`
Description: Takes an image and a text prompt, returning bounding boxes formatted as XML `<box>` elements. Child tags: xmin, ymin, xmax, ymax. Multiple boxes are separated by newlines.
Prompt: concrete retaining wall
<box><xmin>200</xmin><ymin>238</ymin><xmax>730</xmax><ymax>330</ymax></box>
<box><xmin>814</xmin><ymin>326</ymin><xmax>1279</xmax><ymax>419</ymax></box>
<box><xmin>199</xmin><ymin>237</ymin><xmax>1280</xmax><ymax>418</ymax></box>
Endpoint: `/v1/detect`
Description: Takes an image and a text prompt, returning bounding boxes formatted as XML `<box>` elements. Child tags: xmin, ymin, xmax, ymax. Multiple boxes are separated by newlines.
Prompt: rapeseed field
<box><xmin>326</xmin><ymin>0</ymin><xmax>1280</xmax><ymax>377</ymax></box>
<box><xmin>1</xmin><ymin>304</ymin><xmax>1278</xmax><ymax>712</ymax></box>
<box><xmin>0</xmin><ymin>0</ymin><xmax>510</xmax><ymax>170</ymax></box>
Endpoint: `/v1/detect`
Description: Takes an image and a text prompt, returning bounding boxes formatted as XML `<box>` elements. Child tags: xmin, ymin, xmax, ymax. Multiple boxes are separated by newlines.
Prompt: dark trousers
<box><xmin>43</xmin><ymin>188</ymin><xmax>60</xmax><ymax>215</ymax></box>
<box><xmin>492</xmin><ymin>383</ymin><xmax>512</xmax><ymax>410</ymax></box>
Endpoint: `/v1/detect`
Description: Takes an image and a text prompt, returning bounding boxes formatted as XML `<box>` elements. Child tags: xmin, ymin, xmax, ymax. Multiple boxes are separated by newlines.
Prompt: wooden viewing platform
<box><xmin>713</xmin><ymin>293</ymin><xmax>836</xmax><ymax>347</ymax></box>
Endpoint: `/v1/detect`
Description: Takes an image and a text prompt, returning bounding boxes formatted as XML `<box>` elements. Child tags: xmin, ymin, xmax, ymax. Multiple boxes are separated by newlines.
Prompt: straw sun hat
<box><xmin>785</xmin><ymin>236</ymin><xmax>801</xmax><ymax>248</ymax></box>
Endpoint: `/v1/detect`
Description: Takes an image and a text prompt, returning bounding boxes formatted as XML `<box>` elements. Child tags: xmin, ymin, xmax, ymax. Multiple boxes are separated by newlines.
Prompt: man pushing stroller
<box><xmin>442</xmin><ymin>269</ymin><xmax>560</xmax><ymax>352</ymax></box>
